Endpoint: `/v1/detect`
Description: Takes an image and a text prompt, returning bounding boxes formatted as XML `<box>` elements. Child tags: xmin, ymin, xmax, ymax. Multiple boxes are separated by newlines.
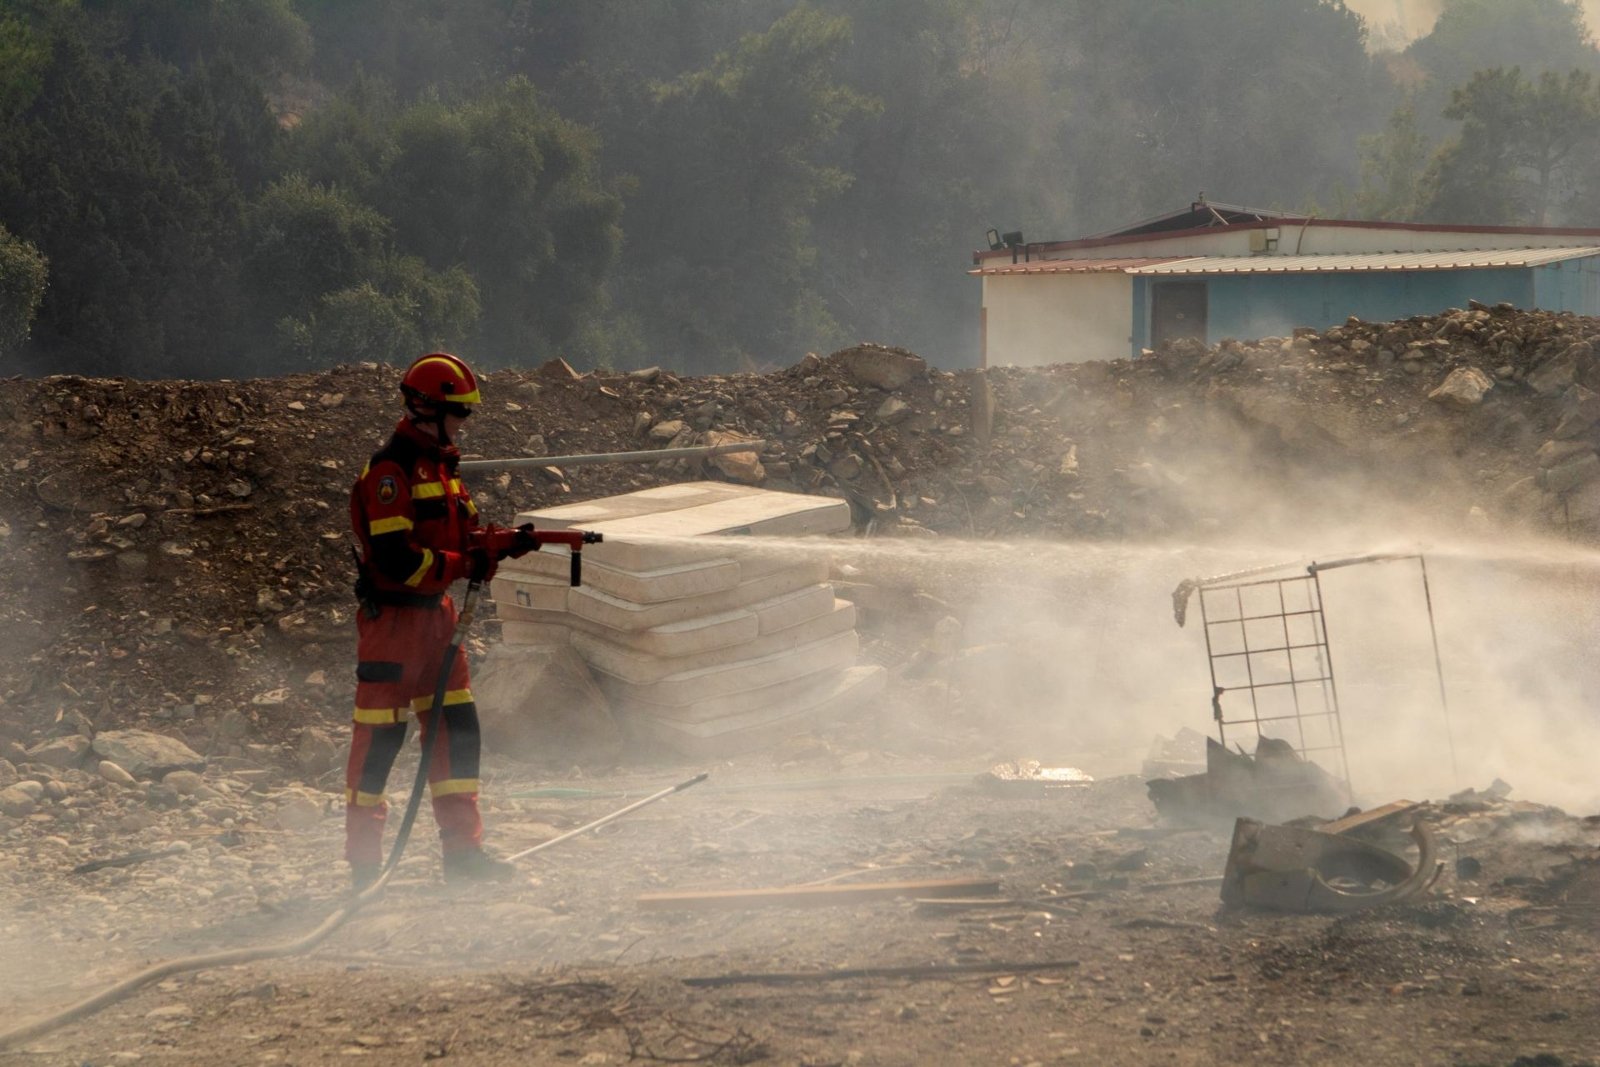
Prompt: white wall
<box><xmin>983</xmin><ymin>273</ymin><xmax>1131</xmax><ymax>367</ymax></box>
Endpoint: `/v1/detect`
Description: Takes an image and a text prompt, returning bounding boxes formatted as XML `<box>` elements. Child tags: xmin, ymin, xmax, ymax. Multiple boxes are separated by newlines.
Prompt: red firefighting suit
<box><xmin>345</xmin><ymin>417</ymin><xmax>499</xmax><ymax>866</ymax></box>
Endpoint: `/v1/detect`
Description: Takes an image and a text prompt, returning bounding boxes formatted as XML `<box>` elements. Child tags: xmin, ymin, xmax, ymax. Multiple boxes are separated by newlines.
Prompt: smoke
<box><xmin>693</xmin><ymin>499</ymin><xmax>1600</xmax><ymax>816</ymax></box>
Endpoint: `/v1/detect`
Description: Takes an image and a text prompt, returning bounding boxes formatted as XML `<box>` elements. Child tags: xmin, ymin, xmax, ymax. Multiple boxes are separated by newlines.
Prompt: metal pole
<box><xmin>459</xmin><ymin>441</ymin><xmax>767</xmax><ymax>473</ymax></box>
<box><xmin>505</xmin><ymin>772</ymin><xmax>709</xmax><ymax>863</ymax></box>
<box><xmin>1416</xmin><ymin>554</ymin><xmax>1461</xmax><ymax>787</ymax></box>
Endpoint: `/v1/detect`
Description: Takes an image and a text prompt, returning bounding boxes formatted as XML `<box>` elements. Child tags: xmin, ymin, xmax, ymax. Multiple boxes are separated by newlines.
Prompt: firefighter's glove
<box><xmin>466</xmin><ymin>546</ymin><xmax>497</xmax><ymax>584</ymax></box>
<box><xmin>508</xmin><ymin>523</ymin><xmax>541</xmax><ymax>559</ymax></box>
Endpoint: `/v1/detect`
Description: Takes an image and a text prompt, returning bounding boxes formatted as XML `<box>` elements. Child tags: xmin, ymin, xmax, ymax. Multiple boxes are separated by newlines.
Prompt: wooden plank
<box><xmin>637</xmin><ymin>876</ymin><xmax>1000</xmax><ymax>912</ymax></box>
<box><xmin>1320</xmin><ymin>799</ymin><xmax>1420</xmax><ymax>836</ymax></box>
<box><xmin>682</xmin><ymin>959</ymin><xmax>1079</xmax><ymax>987</ymax></box>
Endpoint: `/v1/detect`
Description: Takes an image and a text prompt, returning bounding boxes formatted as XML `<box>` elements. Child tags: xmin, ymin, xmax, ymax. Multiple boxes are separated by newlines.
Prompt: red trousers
<box><xmin>344</xmin><ymin>597</ymin><xmax>483</xmax><ymax>866</ymax></box>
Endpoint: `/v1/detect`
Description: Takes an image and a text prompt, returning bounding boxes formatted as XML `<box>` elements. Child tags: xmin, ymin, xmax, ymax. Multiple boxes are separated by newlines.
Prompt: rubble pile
<box><xmin>2</xmin><ymin>313</ymin><xmax>1599</xmax><ymax>763</ymax></box>
<box><xmin>1154</xmin><ymin>300</ymin><xmax>1600</xmax><ymax>531</ymax></box>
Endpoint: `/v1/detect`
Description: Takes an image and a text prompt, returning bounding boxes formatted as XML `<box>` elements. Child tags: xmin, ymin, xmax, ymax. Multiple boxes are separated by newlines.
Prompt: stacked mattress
<box><xmin>490</xmin><ymin>482</ymin><xmax>885</xmax><ymax>755</ymax></box>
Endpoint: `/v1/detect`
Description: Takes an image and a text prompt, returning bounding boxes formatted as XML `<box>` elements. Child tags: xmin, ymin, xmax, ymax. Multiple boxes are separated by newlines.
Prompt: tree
<box><xmin>243</xmin><ymin>174</ymin><xmax>479</xmax><ymax>369</ymax></box>
<box><xmin>0</xmin><ymin>223</ymin><xmax>47</xmax><ymax>359</ymax></box>
<box><xmin>615</xmin><ymin>5</ymin><xmax>871</xmax><ymax>371</ymax></box>
<box><xmin>371</xmin><ymin>78</ymin><xmax>622</xmax><ymax>365</ymax></box>
<box><xmin>1422</xmin><ymin>67</ymin><xmax>1600</xmax><ymax>225</ymax></box>
<box><xmin>1401</xmin><ymin>0</ymin><xmax>1600</xmax><ymax>138</ymax></box>
<box><xmin>1349</xmin><ymin>103</ymin><xmax>1432</xmax><ymax>220</ymax></box>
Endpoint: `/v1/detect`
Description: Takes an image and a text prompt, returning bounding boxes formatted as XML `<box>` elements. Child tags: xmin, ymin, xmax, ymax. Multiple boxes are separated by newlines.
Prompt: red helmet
<box><xmin>400</xmin><ymin>352</ymin><xmax>481</xmax><ymax>408</ymax></box>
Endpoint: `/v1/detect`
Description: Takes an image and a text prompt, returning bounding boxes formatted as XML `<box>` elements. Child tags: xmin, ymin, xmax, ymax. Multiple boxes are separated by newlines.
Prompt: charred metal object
<box><xmin>1221</xmin><ymin>816</ymin><xmax>1440</xmax><ymax>914</ymax></box>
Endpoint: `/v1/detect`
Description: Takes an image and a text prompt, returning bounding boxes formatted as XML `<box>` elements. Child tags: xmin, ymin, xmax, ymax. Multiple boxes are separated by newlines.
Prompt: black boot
<box><xmin>442</xmin><ymin>848</ymin><xmax>517</xmax><ymax>883</ymax></box>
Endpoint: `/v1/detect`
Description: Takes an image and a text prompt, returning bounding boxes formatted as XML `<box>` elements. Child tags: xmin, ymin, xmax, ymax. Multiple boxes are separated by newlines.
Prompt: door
<box><xmin>1151</xmin><ymin>281</ymin><xmax>1208</xmax><ymax>348</ymax></box>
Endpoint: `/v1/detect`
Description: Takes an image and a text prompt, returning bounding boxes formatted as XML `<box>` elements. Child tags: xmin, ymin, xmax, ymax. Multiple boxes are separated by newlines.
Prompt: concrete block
<box><xmin>564</xmin><ymin>559</ymin><xmax>828</xmax><ymax>632</ymax></box>
<box><xmin>515</xmin><ymin>482</ymin><xmax>850</xmax><ymax>571</ymax></box>
<box><xmin>498</xmin><ymin>551</ymin><xmax>743</xmax><ymax>603</ymax></box>
<box><xmin>577</xmin><ymin>598</ymin><xmax>856</xmax><ymax>684</ymax></box>
<box><xmin>599</xmin><ymin>630</ymin><xmax>859</xmax><ymax>705</ymax></box>
<box><xmin>618</xmin><ymin>666</ymin><xmax>886</xmax><ymax>757</ymax></box>
<box><xmin>497</xmin><ymin>605</ymin><xmax>760</xmax><ymax>658</ymax></box>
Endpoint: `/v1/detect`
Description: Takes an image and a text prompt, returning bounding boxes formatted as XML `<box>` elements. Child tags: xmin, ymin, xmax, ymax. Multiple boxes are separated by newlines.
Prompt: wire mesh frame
<box><xmin>1196</xmin><ymin>571</ymin><xmax>1354</xmax><ymax>794</ymax></box>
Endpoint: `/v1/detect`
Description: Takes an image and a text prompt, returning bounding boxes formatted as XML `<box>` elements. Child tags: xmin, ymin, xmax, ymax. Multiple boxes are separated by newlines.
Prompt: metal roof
<box><xmin>969</xmin><ymin>257</ymin><xmax>1179</xmax><ymax>276</ymax></box>
<box><xmin>1127</xmin><ymin>248</ymin><xmax>1600</xmax><ymax>275</ymax></box>
<box><xmin>1084</xmin><ymin>200</ymin><xmax>1308</xmax><ymax>241</ymax></box>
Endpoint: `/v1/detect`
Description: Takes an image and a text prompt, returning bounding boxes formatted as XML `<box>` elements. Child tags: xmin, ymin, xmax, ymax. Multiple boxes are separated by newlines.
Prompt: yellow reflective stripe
<box><xmin>411</xmin><ymin>689</ymin><xmax>473</xmax><ymax>710</ymax></box>
<box><xmin>429</xmin><ymin>778</ymin><xmax>479</xmax><ymax>798</ymax></box>
<box><xmin>404</xmin><ymin>548</ymin><xmax>435</xmax><ymax>587</ymax></box>
<box><xmin>446</xmin><ymin>478</ymin><xmax>463</xmax><ymax>493</ymax></box>
<box><xmin>412</xmin><ymin>481</ymin><xmax>446</xmax><ymax>499</ymax></box>
<box><xmin>354</xmin><ymin>706</ymin><xmax>405</xmax><ymax>725</ymax></box>
<box><xmin>369</xmin><ymin>515</ymin><xmax>413</xmax><ymax>535</ymax></box>
<box><xmin>360</xmin><ymin>461</ymin><xmax>370</xmax><ymax>477</ymax></box>
<box><xmin>463</xmin><ymin>498</ymin><xmax>478</xmax><ymax>516</ymax></box>
<box><xmin>345</xmin><ymin>789</ymin><xmax>387</xmax><ymax>807</ymax></box>
<box><xmin>409</xmin><ymin>357</ymin><xmax>481</xmax><ymax>405</ymax></box>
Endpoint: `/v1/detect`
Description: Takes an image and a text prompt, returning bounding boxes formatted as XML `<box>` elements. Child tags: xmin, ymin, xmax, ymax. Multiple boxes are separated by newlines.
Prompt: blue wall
<box><xmin>1533</xmin><ymin>257</ymin><xmax>1600</xmax><ymax>313</ymax></box>
<box><xmin>1130</xmin><ymin>260</ymin><xmax>1600</xmax><ymax>354</ymax></box>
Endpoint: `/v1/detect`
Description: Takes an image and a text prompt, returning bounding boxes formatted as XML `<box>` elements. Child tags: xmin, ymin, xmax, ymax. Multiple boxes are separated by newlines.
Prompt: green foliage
<box><xmin>245</xmin><ymin>175</ymin><xmax>392</xmax><ymax>324</ymax></box>
<box><xmin>0</xmin><ymin>7</ymin><xmax>52</xmax><ymax>119</ymax></box>
<box><xmin>615</xmin><ymin>5</ymin><xmax>871</xmax><ymax>372</ymax></box>
<box><xmin>245</xmin><ymin>176</ymin><xmax>480</xmax><ymax>369</ymax></box>
<box><xmin>1350</xmin><ymin>104</ymin><xmax>1432</xmax><ymax>220</ymax></box>
<box><xmin>0</xmin><ymin>223</ymin><xmax>48</xmax><ymax>359</ymax></box>
<box><xmin>1422</xmin><ymin>67</ymin><xmax>1600</xmax><ymax>224</ymax></box>
<box><xmin>18</xmin><ymin>0</ymin><xmax>1600</xmax><ymax>377</ymax></box>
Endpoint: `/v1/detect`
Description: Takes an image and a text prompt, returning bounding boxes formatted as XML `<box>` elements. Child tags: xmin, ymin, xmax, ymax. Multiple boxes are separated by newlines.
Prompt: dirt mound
<box><xmin>0</xmin><ymin>311</ymin><xmax>1595</xmax><ymax>756</ymax></box>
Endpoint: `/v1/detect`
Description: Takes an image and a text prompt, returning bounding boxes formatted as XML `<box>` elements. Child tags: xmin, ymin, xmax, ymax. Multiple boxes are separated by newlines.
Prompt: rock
<box><xmin>97</xmin><ymin>760</ymin><xmax>137</xmax><ymax>786</ymax></box>
<box><xmin>535</xmin><ymin>357</ymin><xmax>582</xmax><ymax>381</ymax></box>
<box><xmin>295</xmin><ymin>730</ymin><xmax>339</xmax><ymax>777</ymax></box>
<box><xmin>26</xmin><ymin>735</ymin><xmax>91</xmax><ymax>770</ymax></box>
<box><xmin>91</xmin><ymin>730</ymin><xmax>205</xmax><ymax>780</ymax></box>
<box><xmin>648</xmin><ymin>419</ymin><xmax>688</xmax><ymax>442</ymax></box>
<box><xmin>1537</xmin><ymin>438</ymin><xmax>1592</xmax><ymax>468</ymax></box>
<box><xmin>875</xmin><ymin>396</ymin><xmax>911</xmax><ymax>423</ymax></box>
<box><xmin>162</xmin><ymin>769</ymin><xmax>204</xmax><ymax>795</ymax></box>
<box><xmin>0</xmin><ymin>758</ymin><xmax>16</xmax><ymax>786</ymax></box>
<box><xmin>972</xmin><ymin>372</ymin><xmax>995</xmax><ymax>447</ymax></box>
<box><xmin>830</xmin><ymin>344</ymin><xmax>926</xmax><ymax>390</ymax></box>
<box><xmin>703</xmin><ymin>430</ymin><xmax>765</xmax><ymax>485</ymax></box>
<box><xmin>628</xmin><ymin>366</ymin><xmax>661</xmax><ymax>382</ymax></box>
<box><xmin>1059</xmin><ymin>444</ymin><xmax>1079</xmax><ymax>475</ymax></box>
<box><xmin>1427</xmin><ymin>366</ymin><xmax>1493</xmax><ymax>408</ymax></box>
<box><xmin>0</xmin><ymin>782</ymin><xmax>43</xmax><ymax>817</ymax></box>
<box><xmin>1554</xmin><ymin>384</ymin><xmax>1600</xmax><ymax>439</ymax></box>
<box><xmin>1527</xmin><ymin>354</ymin><xmax>1578</xmax><ymax>397</ymax></box>
<box><xmin>1540</xmin><ymin>451</ymin><xmax>1600</xmax><ymax>494</ymax></box>
<box><xmin>214</xmin><ymin>709</ymin><xmax>251</xmax><ymax>740</ymax></box>
<box><xmin>272</xmin><ymin>792</ymin><xmax>323</xmax><ymax>831</ymax></box>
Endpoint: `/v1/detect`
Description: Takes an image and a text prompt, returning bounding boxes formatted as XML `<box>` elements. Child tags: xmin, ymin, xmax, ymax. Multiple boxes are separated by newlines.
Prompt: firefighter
<box><xmin>344</xmin><ymin>352</ymin><xmax>537</xmax><ymax>888</ymax></box>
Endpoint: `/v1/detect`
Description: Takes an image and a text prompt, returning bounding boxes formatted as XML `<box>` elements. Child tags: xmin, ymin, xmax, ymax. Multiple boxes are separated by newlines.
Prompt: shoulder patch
<box><xmin>377</xmin><ymin>475</ymin><xmax>398</xmax><ymax>504</ymax></box>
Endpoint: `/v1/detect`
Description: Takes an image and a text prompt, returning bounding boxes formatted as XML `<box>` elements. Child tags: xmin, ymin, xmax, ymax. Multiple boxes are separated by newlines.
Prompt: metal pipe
<box><xmin>505</xmin><ymin>771</ymin><xmax>709</xmax><ymax>862</ymax></box>
<box><xmin>459</xmin><ymin>441</ymin><xmax>767</xmax><ymax>472</ymax></box>
<box><xmin>1417</xmin><ymin>555</ymin><xmax>1461</xmax><ymax>787</ymax></box>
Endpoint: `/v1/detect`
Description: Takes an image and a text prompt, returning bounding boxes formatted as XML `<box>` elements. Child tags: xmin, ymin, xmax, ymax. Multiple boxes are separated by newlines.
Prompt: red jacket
<box><xmin>350</xmin><ymin>418</ymin><xmax>484</xmax><ymax>596</ymax></box>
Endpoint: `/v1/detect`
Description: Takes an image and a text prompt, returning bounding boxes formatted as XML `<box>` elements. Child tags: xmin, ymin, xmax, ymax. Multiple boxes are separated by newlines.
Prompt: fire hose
<box><xmin>0</xmin><ymin>531</ymin><xmax>708</xmax><ymax>1052</ymax></box>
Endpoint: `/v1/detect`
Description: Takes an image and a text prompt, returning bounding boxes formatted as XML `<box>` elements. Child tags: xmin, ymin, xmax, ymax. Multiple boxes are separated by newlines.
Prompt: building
<box><xmin>972</xmin><ymin>199</ymin><xmax>1600</xmax><ymax>367</ymax></box>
